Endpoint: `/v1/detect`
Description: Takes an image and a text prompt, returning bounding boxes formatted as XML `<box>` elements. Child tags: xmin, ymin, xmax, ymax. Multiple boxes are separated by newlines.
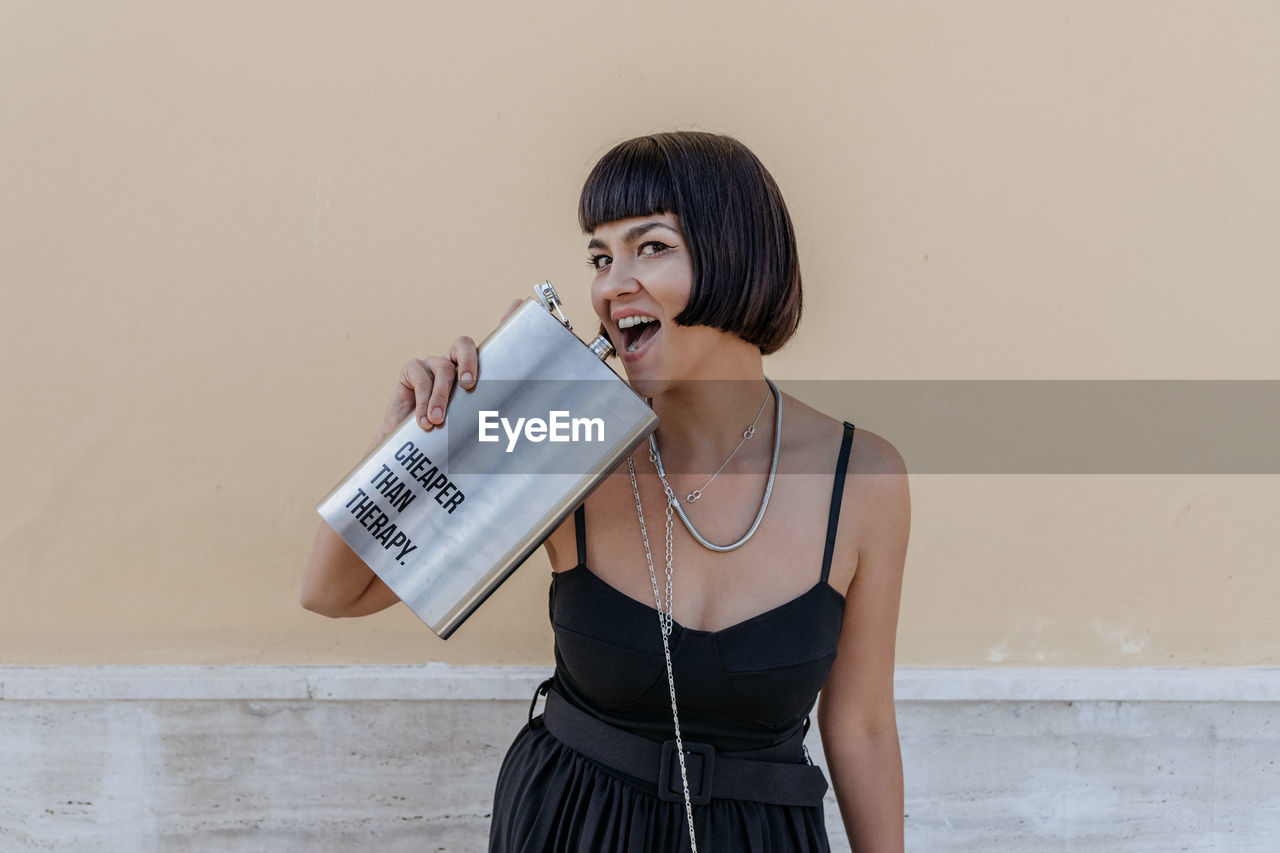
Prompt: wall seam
<box><xmin>1</xmin><ymin>665</ymin><xmax>1277</xmax><ymax>702</ymax></box>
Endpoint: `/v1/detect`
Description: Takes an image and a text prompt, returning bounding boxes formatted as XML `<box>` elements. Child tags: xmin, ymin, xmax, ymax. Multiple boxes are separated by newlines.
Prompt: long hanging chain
<box><xmin>628</xmin><ymin>455</ymin><xmax>699</xmax><ymax>853</ymax></box>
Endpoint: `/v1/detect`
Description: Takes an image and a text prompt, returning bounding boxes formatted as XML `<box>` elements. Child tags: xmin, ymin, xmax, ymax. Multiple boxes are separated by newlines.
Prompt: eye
<box><xmin>638</xmin><ymin>241</ymin><xmax>672</xmax><ymax>257</ymax></box>
<box><xmin>587</xmin><ymin>253</ymin><xmax>612</xmax><ymax>271</ymax></box>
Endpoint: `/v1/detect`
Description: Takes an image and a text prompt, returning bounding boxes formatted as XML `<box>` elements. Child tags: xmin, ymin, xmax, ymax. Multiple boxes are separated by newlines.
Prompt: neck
<box><xmin>646</xmin><ymin>371</ymin><xmax>775</xmax><ymax>479</ymax></box>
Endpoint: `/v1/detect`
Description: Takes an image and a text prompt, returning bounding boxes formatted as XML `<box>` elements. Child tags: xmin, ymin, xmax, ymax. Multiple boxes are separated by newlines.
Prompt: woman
<box><xmin>301</xmin><ymin>131</ymin><xmax>910</xmax><ymax>852</ymax></box>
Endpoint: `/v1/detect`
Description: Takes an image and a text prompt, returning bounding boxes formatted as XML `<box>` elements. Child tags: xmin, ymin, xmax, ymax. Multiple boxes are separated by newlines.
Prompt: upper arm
<box><xmin>299</xmin><ymin>522</ymin><xmax>404</xmax><ymax>618</ymax></box>
<box><xmin>817</xmin><ymin>430</ymin><xmax>911</xmax><ymax>742</ymax></box>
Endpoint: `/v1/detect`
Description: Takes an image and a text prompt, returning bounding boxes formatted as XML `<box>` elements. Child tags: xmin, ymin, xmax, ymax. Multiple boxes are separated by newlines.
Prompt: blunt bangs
<box><xmin>579</xmin><ymin>132</ymin><xmax>802</xmax><ymax>357</ymax></box>
<box><xmin>578</xmin><ymin>137</ymin><xmax>678</xmax><ymax>233</ymax></box>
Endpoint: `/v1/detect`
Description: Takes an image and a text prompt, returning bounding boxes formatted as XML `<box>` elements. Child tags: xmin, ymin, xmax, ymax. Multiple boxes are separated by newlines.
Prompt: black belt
<box><xmin>532</xmin><ymin>680</ymin><xmax>828</xmax><ymax>808</ymax></box>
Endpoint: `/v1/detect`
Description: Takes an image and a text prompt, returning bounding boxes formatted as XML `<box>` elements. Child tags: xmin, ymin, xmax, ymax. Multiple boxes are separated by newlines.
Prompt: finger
<box><xmin>400</xmin><ymin>359</ymin><xmax>438</xmax><ymax>430</ymax></box>
<box><xmin>422</xmin><ymin>356</ymin><xmax>456</xmax><ymax>427</ymax></box>
<box><xmin>450</xmin><ymin>336</ymin><xmax>479</xmax><ymax>390</ymax></box>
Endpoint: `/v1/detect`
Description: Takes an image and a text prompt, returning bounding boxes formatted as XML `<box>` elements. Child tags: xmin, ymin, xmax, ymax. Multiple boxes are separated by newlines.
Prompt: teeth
<box><xmin>617</xmin><ymin>314</ymin><xmax>658</xmax><ymax>329</ymax></box>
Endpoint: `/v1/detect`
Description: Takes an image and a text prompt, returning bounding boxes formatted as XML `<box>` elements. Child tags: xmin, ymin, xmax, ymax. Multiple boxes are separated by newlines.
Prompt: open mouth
<box><xmin>619</xmin><ymin>317</ymin><xmax>661</xmax><ymax>354</ymax></box>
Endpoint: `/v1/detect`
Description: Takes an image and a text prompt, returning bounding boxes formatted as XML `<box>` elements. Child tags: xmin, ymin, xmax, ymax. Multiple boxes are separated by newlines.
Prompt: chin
<box><xmin>623</xmin><ymin>373</ymin><xmax>661</xmax><ymax>400</ymax></box>
<box><xmin>622</xmin><ymin>370</ymin><xmax>677</xmax><ymax>401</ymax></box>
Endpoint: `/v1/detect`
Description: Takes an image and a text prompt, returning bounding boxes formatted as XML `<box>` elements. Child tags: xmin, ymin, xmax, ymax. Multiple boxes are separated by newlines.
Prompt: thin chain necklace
<box><xmin>647</xmin><ymin>377</ymin><xmax>782</xmax><ymax>553</ymax></box>
<box><xmin>627</xmin><ymin>454</ymin><xmax>699</xmax><ymax>853</ymax></box>
<box><xmin>682</xmin><ymin>384</ymin><xmax>770</xmax><ymax>503</ymax></box>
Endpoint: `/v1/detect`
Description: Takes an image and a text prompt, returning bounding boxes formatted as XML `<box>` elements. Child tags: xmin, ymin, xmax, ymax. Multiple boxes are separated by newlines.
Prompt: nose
<box><xmin>594</xmin><ymin>257</ymin><xmax>640</xmax><ymax>303</ymax></box>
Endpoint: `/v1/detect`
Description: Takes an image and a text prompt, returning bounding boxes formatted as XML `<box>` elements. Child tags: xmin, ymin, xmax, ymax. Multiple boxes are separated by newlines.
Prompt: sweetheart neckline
<box><xmin>557</xmin><ymin>562</ymin><xmax>846</xmax><ymax>637</ymax></box>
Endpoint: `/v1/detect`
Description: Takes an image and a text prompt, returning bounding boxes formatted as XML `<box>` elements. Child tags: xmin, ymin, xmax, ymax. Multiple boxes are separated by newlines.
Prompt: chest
<box><xmin>550</xmin><ymin>563</ymin><xmax>845</xmax><ymax>728</ymax></box>
<box><xmin>571</xmin><ymin>460</ymin><xmax>849</xmax><ymax>634</ymax></box>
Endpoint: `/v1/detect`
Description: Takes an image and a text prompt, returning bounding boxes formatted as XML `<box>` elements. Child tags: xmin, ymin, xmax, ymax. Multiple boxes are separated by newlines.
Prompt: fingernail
<box><xmin>431</xmin><ymin>407</ymin><xmax>443</xmax><ymax>422</ymax></box>
<box><xmin>460</xmin><ymin>372</ymin><xmax>473</xmax><ymax>386</ymax></box>
<box><xmin>419</xmin><ymin>416</ymin><xmax>432</xmax><ymax>429</ymax></box>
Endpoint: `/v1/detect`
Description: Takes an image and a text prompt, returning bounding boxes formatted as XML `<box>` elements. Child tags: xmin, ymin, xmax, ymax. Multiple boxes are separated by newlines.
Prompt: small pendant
<box><xmin>687</xmin><ymin>489</ymin><xmax>702</xmax><ymax>502</ymax></box>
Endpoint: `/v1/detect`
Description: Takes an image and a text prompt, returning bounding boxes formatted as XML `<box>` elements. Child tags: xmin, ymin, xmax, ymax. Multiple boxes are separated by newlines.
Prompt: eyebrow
<box><xmin>587</xmin><ymin>221</ymin><xmax>679</xmax><ymax>252</ymax></box>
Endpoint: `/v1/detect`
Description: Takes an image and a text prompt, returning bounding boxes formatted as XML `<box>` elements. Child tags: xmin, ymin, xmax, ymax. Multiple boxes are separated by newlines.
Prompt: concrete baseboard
<box><xmin>2</xmin><ymin>666</ymin><xmax>1277</xmax><ymax>852</ymax></box>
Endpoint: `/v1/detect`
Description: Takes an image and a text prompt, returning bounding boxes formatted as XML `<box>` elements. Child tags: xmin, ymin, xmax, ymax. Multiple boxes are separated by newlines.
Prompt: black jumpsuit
<box><xmin>489</xmin><ymin>423</ymin><xmax>856</xmax><ymax>852</ymax></box>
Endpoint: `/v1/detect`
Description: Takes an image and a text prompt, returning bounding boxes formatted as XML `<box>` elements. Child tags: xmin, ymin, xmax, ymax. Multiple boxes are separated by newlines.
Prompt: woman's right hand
<box><xmin>301</xmin><ymin>297</ymin><xmax>524</xmax><ymax>619</ymax></box>
<box><xmin>379</xmin><ymin>298</ymin><xmax>524</xmax><ymax>437</ymax></box>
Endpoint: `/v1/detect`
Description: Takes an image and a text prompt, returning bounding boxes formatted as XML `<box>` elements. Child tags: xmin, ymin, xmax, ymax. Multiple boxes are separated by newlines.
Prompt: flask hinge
<box><xmin>534</xmin><ymin>281</ymin><xmax>572</xmax><ymax>331</ymax></box>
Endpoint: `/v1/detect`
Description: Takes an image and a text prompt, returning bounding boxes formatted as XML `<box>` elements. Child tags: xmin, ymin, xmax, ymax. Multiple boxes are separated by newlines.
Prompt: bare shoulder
<box><xmin>783</xmin><ymin>394</ymin><xmax>909</xmax><ymax>593</ymax></box>
<box><xmin>844</xmin><ymin>424</ymin><xmax>910</xmax><ymax>528</ymax></box>
<box><xmin>540</xmin><ymin>451</ymin><xmax>635</xmax><ymax>574</ymax></box>
<box><xmin>542</xmin><ymin>503</ymin><xmax>579</xmax><ymax>573</ymax></box>
<box><xmin>781</xmin><ymin>391</ymin><xmax>907</xmax><ymax>477</ymax></box>
<box><xmin>849</xmin><ymin>427</ymin><xmax>908</xmax><ymax>478</ymax></box>
<box><xmin>844</xmin><ymin>426</ymin><xmax>910</xmax><ymax>589</ymax></box>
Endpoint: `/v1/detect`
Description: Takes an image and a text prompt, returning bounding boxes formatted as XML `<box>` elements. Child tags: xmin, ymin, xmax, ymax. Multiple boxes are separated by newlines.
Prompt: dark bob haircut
<box><xmin>579</xmin><ymin>131</ymin><xmax>802</xmax><ymax>356</ymax></box>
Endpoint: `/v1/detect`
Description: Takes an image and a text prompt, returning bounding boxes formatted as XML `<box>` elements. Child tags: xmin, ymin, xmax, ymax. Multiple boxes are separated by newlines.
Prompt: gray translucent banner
<box><xmin>446</xmin><ymin>380</ymin><xmax>1280</xmax><ymax>474</ymax></box>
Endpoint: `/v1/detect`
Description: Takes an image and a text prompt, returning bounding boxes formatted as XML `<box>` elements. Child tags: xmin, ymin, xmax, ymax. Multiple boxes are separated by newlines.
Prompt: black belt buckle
<box><xmin>528</xmin><ymin>678</ymin><xmax>552</xmax><ymax>724</ymax></box>
<box><xmin>659</xmin><ymin>740</ymin><xmax>715</xmax><ymax>806</ymax></box>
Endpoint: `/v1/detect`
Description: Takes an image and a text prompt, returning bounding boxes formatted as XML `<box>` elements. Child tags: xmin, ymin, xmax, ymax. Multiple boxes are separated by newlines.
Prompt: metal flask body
<box><xmin>316</xmin><ymin>282</ymin><xmax>658</xmax><ymax>639</ymax></box>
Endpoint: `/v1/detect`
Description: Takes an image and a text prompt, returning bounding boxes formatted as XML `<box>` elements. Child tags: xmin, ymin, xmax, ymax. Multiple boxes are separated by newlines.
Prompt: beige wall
<box><xmin>2</xmin><ymin>1</ymin><xmax>1277</xmax><ymax>666</ymax></box>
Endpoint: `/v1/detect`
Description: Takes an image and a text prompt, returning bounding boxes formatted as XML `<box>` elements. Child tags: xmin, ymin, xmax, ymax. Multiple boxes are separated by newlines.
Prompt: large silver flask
<box><xmin>316</xmin><ymin>282</ymin><xmax>658</xmax><ymax>639</ymax></box>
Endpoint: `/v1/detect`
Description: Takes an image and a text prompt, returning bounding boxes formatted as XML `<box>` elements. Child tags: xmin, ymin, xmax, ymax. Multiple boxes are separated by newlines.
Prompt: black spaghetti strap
<box><xmin>574</xmin><ymin>504</ymin><xmax>587</xmax><ymax>567</ymax></box>
<box><xmin>820</xmin><ymin>422</ymin><xmax>856</xmax><ymax>584</ymax></box>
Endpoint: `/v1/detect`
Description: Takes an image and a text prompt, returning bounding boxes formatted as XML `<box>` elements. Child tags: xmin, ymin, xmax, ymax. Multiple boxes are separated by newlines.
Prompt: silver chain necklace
<box><xmin>683</xmin><ymin>384</ymin><xmax>770</xmax><ymax>503</ymax></box>
<box><xmin>647</xmin><ymin>377</ymin><xmax>782</xmax><ymax>553</ymax></box>
<box><xmin>627</xmin><ymin>454</ymin><xmax>699</xmax><ymax>852</ymax></box>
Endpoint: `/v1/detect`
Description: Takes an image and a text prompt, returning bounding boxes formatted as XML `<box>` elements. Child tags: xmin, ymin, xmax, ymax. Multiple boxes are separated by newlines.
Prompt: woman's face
<box><xmin>589</xmin><ymin>212</ymin><xmax>722</xmax><ymax>392</ymax></box>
